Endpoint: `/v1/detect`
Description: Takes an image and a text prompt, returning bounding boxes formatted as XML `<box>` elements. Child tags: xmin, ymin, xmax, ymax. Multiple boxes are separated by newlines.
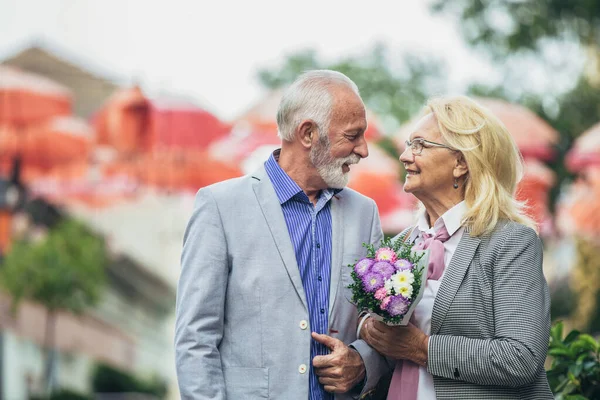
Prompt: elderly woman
<box><xmin>360</xmin><ymin>96</ymin><xmax>553</xmax><ymax>399</ymax></box>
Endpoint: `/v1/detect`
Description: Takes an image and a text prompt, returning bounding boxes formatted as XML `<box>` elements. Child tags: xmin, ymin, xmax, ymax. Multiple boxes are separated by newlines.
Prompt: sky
<box><xmin>0</xmin><ymin>0</ymin><xmax>562</xmax><ymax>121</ymax></box>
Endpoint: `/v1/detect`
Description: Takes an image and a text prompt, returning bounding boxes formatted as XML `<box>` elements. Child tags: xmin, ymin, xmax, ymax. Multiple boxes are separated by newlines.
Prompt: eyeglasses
<box><xmin>404</xmin><ymin>138</ymin><xmax>456</xmax><ymax>156</ymax></box>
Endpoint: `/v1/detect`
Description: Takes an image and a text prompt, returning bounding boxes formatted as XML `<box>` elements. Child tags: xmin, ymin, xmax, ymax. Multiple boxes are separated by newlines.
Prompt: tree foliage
<box><xmin>257</xmin><ymin>45</ymin><xmax>445</xmax><ymax>132</ymax></box>
<box><xmin>0</xmin><ymin>218</ymin><xmax>107</xmax><ymax>314</ymax></box>
<box><xmin>431</xmin><ymin>1</ymin><xmax>600</xmax><ymax>56</ymax></box>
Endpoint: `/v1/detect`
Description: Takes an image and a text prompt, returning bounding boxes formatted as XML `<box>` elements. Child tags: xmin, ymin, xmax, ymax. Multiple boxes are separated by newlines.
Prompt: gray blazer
<box><xmin>396</xmin><ymin>221</ymin><xmax>553</xmax><ymax>399</ymax></box>
<box><xmin>175</xmin><ymin>166</ymin><xmax>388</xmax><ymax>399</ymax></box>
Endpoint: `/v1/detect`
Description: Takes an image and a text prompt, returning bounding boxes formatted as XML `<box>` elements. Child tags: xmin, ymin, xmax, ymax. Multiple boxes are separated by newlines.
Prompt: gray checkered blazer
<box><xmin>395</xmin><ymin>220</ymin><xmax>553</xmax><ymax>399</ymax></box>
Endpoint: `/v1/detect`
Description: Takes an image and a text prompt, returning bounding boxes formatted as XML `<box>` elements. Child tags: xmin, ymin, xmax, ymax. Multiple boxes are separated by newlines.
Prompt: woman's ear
<box><xmin>453</xmin><ymin>153</ymin><xmax>469</xmax><ymax>179</ymax></box>
<box><xmin>297</xmin><ymin>120</ymin><xmax>317</xmax><ymax>149</ymax></box>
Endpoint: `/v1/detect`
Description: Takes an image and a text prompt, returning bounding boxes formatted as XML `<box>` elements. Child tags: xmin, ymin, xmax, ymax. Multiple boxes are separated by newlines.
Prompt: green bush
<box><xmin>547</xmin><ymin>321</ymin><xmax>600</xmax><ymax>400</ymax></box>
<box><xmin>30</xmin><ymin>388</ymin><xmax>91</xmax><ymax>400</ymax></box>
<box><xmin>92</xmin><ymin>363</ymin><xmax>167</xmax><ymax>399</ymax></box>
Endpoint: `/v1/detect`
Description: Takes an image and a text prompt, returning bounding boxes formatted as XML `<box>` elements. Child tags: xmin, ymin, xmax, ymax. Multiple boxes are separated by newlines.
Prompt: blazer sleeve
<box><xmin>350</xmin><ymin>199</ymin><xmax>393</xmax><ymax>396</ymax></box>
<box><xmin>175</xmin><ymin>188</ymin><xmax>228</xmax><ymax>399</ymax></box>
<box><xmin>427</xmin><ymin>224</ymin><xmax>551</xmax><ymax>387</ymax></box>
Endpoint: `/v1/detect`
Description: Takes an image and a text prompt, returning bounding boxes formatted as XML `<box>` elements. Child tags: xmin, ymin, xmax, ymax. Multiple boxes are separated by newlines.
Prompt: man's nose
<box><xmin>354</xmin><ymin>136</ymin><xmax>369</xmax><ymax>158</ymax></box>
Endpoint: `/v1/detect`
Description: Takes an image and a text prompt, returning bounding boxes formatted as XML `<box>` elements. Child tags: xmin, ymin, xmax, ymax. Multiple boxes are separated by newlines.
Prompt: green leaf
<box><xmin>564</xmin><ymin>330</ymin><xmax>582</xmax><ymax>344</ymax></box>
<box><xmin>569</xmin><ymin>363</ymin><xmax>583</xmax><ymax>378</ymax></box>
<box><xmin>551</xmin><ymin>321</ymin><xmax>565</xmax><ymax>342</ymax></box>
<box><xmin>549</xmin><ymin>348</ymin><xmax>575</xmax><ymax>358</ymax></box>
<box><xmin>564</xmin><ymin>395</ymin><xmax>589</xmax><ymax>400</ymax></box>
<box><xmin>578</xmin><ymin>334</ymin><xmax>599</xmax><ymax>352</ymax></box>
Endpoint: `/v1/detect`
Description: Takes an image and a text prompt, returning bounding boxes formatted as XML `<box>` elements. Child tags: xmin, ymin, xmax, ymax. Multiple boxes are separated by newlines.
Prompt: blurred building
<box><xmin>0</xmin><ymin>46</ymin><xmax>178</xmax><ymax>399</ymax></box>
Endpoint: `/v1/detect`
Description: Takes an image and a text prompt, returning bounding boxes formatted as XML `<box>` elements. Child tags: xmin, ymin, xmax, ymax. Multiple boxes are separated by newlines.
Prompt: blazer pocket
<box><xmin>223</xmin><ymin>367</ymin><xmax>269</xmax><ymax>399</ymax></box>
<box><xmin>341</xmin><ymin>271</ymin><xmax>357</xmax><ymax>303</ymax></box>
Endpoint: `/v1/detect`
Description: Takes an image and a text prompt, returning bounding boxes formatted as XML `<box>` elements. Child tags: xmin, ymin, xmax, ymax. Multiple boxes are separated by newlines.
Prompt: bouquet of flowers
<box><xmin>348</xmin><ymin>236</ymin><xmax>429</xmax><ymax>325</ymax></box>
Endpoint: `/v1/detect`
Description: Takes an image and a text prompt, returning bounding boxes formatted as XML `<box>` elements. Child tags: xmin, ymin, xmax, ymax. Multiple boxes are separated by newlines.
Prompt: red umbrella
<box><xmin>557</xmin><ymin>167</ymin><xmax>600</xmax><ymax>243</ymax></box>
<box><xmin>517</xmin><ymin>159</ymin><xmax>556</xmax><ymax>236</ymax></box>
<box><xmin>151</xmin><ymin>96</ymin><xmax>231</xmax><ymax>150</ymax></box>
<box><xmin>565</xmin><ymin>122</ymin><xmax>600</xmax><ymax>171</ymax></box>
<box><xmin>475</xmin><ymin>98</ymin><xmax>558</xmax><ymax>160</ymax></box>
<box><xmin>93</xmin><ymin>86</ymin><xmax>150</xmax><ymax>152</ymax></box>
<box><xmin>93</xmin><ymin>87</ymin><xmax>230</xmax><ymax>154</ymax></box>
<box><xmin>0</xmin><ymin>116</ymin><xmax>93</xmax><ymax>177</ymax></box>
<box><xmin>101</xmin><ymin>150</ymin><xmax>242</xmax><ymax>192</ymax></box>
<box><xmin>233</xmin><ymin>89</ymin><xmax>284</xmax><ymax>138</ymax></box>
<box><xmin>0</xmin><ymin>65</ymin><xmax>71</xmax><ymax>124</ymax></box>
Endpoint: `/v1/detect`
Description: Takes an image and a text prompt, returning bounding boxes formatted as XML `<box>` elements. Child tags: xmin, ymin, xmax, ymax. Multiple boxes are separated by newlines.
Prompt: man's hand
<box><xmin>311</xmin><ymin>332</ymin><xmax>366</xmax><ymax>393</ymax></box>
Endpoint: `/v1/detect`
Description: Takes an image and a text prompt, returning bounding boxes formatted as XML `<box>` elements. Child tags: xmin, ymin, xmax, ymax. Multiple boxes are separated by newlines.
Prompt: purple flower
<box><xmin>394</xmin><ymin>259</ymin><xmax>413</xmax><ymax>271</ymax></box>
<box><xmin>362</xmin><ymin>272</ymin><xmax>384</xmax><ymax>292</ymax></box>
<box><xmin>371</xmin><ymin>261</ymin><xmax>395</xmax><ymax>279</ymax></box>
<box><xmin>386</xmin><ymin>295</ymin><xmax>410</xmax><ymax>316</ymax></box>
<box><xmin>354</xmin><ymin>258</ymin><xmax>374</xmax><ymax>278</ymax></box>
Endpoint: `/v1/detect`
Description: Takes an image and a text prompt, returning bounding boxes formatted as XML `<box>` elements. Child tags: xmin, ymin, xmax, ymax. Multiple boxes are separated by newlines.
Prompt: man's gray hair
<box><xmin>276</xmin><ymin>70</ymin><xmax>361</xmax><ymax>142</ymax></box>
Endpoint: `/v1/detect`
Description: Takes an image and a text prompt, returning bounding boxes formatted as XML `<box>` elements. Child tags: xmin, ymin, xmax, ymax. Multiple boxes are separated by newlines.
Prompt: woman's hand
<box><xmin>362</xmin><ymin>317</ymin><xmax>429</xmax><ymax>367</ymax></box>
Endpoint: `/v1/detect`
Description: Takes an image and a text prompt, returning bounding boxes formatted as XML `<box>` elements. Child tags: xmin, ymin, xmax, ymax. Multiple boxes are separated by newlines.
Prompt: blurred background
<box><xmin>0</xmin><ymin>0</ymin><xmax>599</xmax><ymax>399</ymax></box>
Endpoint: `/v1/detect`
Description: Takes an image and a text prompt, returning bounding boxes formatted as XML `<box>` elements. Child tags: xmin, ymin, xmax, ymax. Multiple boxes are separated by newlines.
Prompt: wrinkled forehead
<box><xmin>329</xmin><ymin>87</ymin><xmax>366</xmax><ymax>126</ymax></box>
<box><xmin>329</xmin><ymin>83</ymin><xmax>363</xmax><ymax>106</ymax></box>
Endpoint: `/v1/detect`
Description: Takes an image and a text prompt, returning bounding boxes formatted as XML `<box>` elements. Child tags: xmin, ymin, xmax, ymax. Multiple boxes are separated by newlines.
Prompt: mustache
<box><xmin>340</xmin><ymin>154</ymin><xmax>360</xmax><ymax>165</ymax></box>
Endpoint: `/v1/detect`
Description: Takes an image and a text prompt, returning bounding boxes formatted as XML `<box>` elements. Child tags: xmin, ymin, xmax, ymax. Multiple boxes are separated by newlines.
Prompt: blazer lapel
<box><xmin>430</xmin><ymin>231</ymin><xmax>480</xmax><ymax>334</ymax></box>
<box><xmin>328</xmin><ymin>194</ymin><xmax>344</xmax><ymax>316</ymax></box>
<box><xmin>252</xmin><ymin>167</ymin><xmax>308</xmax><ymax>311</ymax></box>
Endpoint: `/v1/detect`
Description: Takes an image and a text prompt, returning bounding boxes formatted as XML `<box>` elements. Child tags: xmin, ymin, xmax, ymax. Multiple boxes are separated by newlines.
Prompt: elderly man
<box><xmin>175</xmin><ymin>70</ymin><xmax>387</xmax><ymax>399</ymax></box>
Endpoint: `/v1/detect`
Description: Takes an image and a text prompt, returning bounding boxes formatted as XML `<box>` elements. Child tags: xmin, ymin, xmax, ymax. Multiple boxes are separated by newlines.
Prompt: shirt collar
<box><xmin>415</xmin><ymin>201</ymin><xmax>467</xmax><ymax>236</ymax></box>
<box><xmin>264</xmin><ymin>149</ymin><xmax>342</xmax><ymax>205</ymax></box>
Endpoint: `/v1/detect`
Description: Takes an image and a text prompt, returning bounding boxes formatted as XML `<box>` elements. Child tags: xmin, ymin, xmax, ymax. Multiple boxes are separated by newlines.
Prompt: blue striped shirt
<box><xmin>265</xmin><ymin>151</ymin><xmax>340</xmax><ymax>400</ymax></box>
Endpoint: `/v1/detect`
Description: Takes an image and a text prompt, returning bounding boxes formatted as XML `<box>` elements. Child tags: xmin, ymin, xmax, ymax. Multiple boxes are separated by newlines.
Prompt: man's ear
<box><xmin>297</xmin><ymin>120</ymin><xmax>317</xmax><ymax>149</ymax></box>
<box><xmin>453</xmin><ymin>153</ymin><xmax>469</xmax><ymax>179</ymax></box>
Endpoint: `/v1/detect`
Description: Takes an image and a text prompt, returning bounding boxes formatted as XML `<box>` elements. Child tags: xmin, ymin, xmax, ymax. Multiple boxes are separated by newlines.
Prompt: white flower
<box><xmin>390</xmin><ymin>270</ymin><xmax>414</xmax><ymax>286</ymax></box>
<box><xmin>384</xmin><ymin>279</ymin><xmax>394</xmax><ymax>294</ymax></box>
<box><xmin>389</xmin><ymin>271</ymin><xmax>414</xmax><ymax>296</ymax></box>
<box><xmin>396</xmin><ymin>283</ymin><xmax>413</xmax><ymax>298</ymax></box>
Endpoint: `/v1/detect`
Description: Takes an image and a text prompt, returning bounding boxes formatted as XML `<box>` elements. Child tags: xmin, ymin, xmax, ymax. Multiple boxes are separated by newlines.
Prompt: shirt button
<box><xmin>299</xmin><ymin>364</ymin><xmax>307</xmax><ymax>374</ymax></box>
<box><xmin>320</xmin><ymin>308</ymin><xmax>325</xmax><ymax>314</ymax></box>
<box><xmin>316</xmin><ymin>243</ymin><xmax>321</xmax><ymax>249</ymax></box>
<box><xmin>299</xmin><ymin>320</ymin><xmax>308</xmax><ymax>330</ymax></box>
<box><xmin>317</xmin><ymin>276</ymin><xmax>322</xmax><ymax>282</ymax></box>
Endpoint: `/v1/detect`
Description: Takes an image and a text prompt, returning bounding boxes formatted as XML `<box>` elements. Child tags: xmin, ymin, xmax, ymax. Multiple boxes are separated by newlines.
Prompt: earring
<box><xmin>453</xmin><ymin>178</ymin><xmax>459</xmax><ymax>189</ymax></box>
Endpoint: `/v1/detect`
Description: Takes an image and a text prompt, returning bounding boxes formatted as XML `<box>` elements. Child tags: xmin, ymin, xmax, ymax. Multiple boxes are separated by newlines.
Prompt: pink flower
<box><xmin>380</xmin><ymin>296</ymin><xmax>392</xmax><ymax>310</ymax></box>
<box><xmin>375</xmin><ymin>247</ymin><xmax>397</xmax><ymax>263</ymax></box>
<box><xmin>374</xmin><ymin>287</ymin><xmax>388</xmax><ymax>300</ymax></box>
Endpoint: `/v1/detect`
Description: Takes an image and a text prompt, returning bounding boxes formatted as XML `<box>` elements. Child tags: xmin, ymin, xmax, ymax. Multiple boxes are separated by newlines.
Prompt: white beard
<box><xmin>310</xmin><ymin>136</ymin><xmax>360</xmax><ymax>189</ymax></box>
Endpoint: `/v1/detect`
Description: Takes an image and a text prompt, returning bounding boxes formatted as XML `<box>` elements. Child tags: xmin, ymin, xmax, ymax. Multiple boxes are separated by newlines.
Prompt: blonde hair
<box><xmin>423</xmin><ymin>95</ymin><xmax>537</xmax><ymax>237</ymax></box>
